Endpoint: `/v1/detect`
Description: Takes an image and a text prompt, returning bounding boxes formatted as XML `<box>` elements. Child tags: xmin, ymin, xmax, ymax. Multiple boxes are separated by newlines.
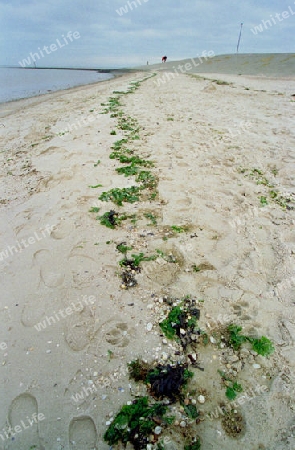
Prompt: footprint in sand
<box><xmin>93</xmin><ymin>319</ymin><xmax>136</xmax><ymax>351</ymax></box>
<box><xmin>64</xmin><ymin>368</ymin><xmax>106</xmax><ymax>407</ymax></box>
<box><xmin>6</xmin><ymin>393</ymin><xmax>44</xmax><ymax>449</ymax></box>
<box><xmin>33</xmin><ymin>248</ymin><xmax>65</xmax><ymax>288</ymax></box>
<box><xmin>69</xmin><ymin>416</ymin><xmax>97</xmax><ymax>449</ymax></box>
<box><xmin>144</xmin><ymin>245</ymin><xmax>184</xmax><ymax>287</ymax></box>
<box><xmin>68</xmin><ymin>254</ymin><xmax>97</xmax><ymax>289</ymax></box>
<box><xmin>21</xmin><ymin>296</ymin><xmax>46</xmax><ymax>328</ymax></box>
<box><xmin>36</xmin><ymin>169</ymin><xmax>74</xmax><ymax>191</ymax></box>
<box><xmin>50</xmin><ymin>219</ymin><xmax>75</xmax><ymax>240</ymax></box>
<box><xmin>104</xmin><ymin>321</ymin><xmax>130</xmax><ymax>347</ymax></box>
<box><xmin>39</xmin><ymin>146</ymin><xmax>63</xmax><ymax>156</ymax></box>
<box><xmin>21</xmin><ymin>285</ymin><xmax>64</xmax><ymax>328</ymax></box>
<box><xmin>65</xmin><ymin>313</ymin><xmax>135</xmax><ymax>356</ymax></box>
<box><xmin>65</xmin><ymin>370</ymin><xmax>90</xmax><ymax>407</ymax></box>
<box><xmin>65</xmin><ymin>306</ymin><xmax>97</xmax><ymax>352</ymax></box>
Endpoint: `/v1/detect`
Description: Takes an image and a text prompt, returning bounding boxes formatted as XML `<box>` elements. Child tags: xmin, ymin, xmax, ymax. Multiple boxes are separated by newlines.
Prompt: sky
<box><xmin>0</xmin><ymin>0</ymin><xmax>294</xmax><ymax>68</ymax></box>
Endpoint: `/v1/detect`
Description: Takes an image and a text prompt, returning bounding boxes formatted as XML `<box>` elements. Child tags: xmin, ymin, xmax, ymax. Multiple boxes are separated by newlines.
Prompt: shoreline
<box><xmin>0</xmin><ymin>70</ymin><xmax>143</xmax><ymax>118</ymax></box>
<box><xmin>2</xmin><ymin>68</ymin><xmax>294</xmax><ymax>120</ymax></box>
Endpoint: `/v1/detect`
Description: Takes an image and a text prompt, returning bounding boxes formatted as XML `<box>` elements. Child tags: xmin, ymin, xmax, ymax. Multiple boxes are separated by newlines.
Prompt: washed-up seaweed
<box><xmin>147</xmin><ymin>364</ymin><xmax>193</xmax><ymax>402</ymax></box>
<box><xmin>128</xmin><ymin>360</ymin><xmax>193</xmax><ymax>403</ymax></box>
<box><xmin>121</xmin><ymin>270</ymin><xmax>138</xmax><ymax>287</ymax></box>
<box><xmin>159</xmin><ymin>298</ymin><xmax>201</xmax><ymax>349</ymax></box>
<box><xmin>103</xmin><ymin>396</ymin><xmax>172</xmax><ymax>450</ymax></box>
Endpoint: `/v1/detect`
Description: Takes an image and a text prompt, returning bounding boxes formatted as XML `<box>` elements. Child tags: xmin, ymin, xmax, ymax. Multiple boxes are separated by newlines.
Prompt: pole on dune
<box><xmin>237</xmin><ymin>22</ymin><xmax>243</xmax><ymax>54</ymax></box>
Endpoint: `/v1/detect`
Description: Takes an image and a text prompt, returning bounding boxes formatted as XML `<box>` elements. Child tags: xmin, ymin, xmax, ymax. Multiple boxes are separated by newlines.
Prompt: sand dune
<box><xmin>139</xmin><ymin>53</ymin><xmax>295</xmax><ymax>77</ymax></box>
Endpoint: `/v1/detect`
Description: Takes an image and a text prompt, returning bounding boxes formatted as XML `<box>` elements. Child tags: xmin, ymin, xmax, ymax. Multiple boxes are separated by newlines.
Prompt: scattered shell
<box><xmin>180</xmin><ymin>328</ymin><xmax>186</xmax><ymax>335</ymax></box>
<box><xmin>180</xmin><ymin>420</ymin><xmax>186</xmax><ymax>428</ymax></box>
<box><xmin>253</xmin><ymin>363</ymin><xmax>261</xmax><ymax>369</ymax></box>
<box><xmin>198</xmin><ymin>395</ymin><xmax>206</xmax><ymax>404</ymax></box>
<box><xmin>154</xmin><ymin>426</ymin><xmax>162</xmax><ymax>435</ymax></box>
<box><xmin>146</xmin><ymin>323</ymin><xmax>153</xmax><ymax>332</ymax></box>
<box><xmin>210</xmin><ymin>336</ymin><xmax>217</xmax><ymax>344</ymax></box>
<box><xmin>191</xmin><ymin>399</ymin><xmax>197</xmax><ymax>405</ymax></box>
<box><xmin>161</xmin><ymin>352</ymin><xmax>168</xmax><ymax>361</ymax></box>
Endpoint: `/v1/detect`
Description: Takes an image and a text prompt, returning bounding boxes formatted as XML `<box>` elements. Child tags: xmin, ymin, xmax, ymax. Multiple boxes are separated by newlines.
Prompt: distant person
<box><xmin>162</xmin><ymin>56</ymin><xmax>167</xmax><ymax>63</ymax></box>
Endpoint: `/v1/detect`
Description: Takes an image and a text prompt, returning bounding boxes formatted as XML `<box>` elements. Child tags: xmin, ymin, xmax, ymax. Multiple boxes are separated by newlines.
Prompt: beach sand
<box><xmin>0</xmin><ymin>65</ymin><xmax>295</xmax><ymax>449</ymax></box>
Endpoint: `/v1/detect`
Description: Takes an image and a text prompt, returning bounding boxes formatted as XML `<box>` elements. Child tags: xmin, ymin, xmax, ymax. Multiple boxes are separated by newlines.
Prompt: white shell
<box><xmin>198</xmin><ymin>395</ymin><xmax>206</xmax><ymax>404</ymax></box>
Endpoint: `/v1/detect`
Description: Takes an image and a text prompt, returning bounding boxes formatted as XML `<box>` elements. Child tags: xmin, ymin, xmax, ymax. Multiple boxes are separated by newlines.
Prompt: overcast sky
<box><xmin>1</xmin><ymin>0</ymin><xmax>294</xmax><ymax>68</ymax></box>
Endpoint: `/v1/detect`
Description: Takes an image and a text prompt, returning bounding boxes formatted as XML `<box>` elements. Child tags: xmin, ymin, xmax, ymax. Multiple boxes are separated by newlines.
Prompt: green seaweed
<box><xmin>227</xmin><ymin>324</ymin><xmax>274</xmax><ymax>356</ymax></box>
<box><xmin>144</xmin><ymin>212</ymin><xmax>157</xmax><ymax>226</ymax></box>
<box><xmin>98</xmin><ymin>210</ymin><xmax>127</xmax><ymax>228</ymax></box>
<box><xmin>184</xmin><ymin>439</ymin><xmax>201</xmax><ymax>450</ymax></box>
<box><xmin>159</xmin><ymin>305</ymin><xmax>183</xmax><ymax>339</ymax></box>
<box><xmin>184</xmin><ymin>403</ymin><xmax>199</xmax><ymax>419</ymax></box>
<box><xmin>111</xmin><ymin>139</ymin><xmax>129</xmax><ymax>151</ymax></box>
<box><xmin>227</xmin><ymin>324</ymin><xmax>248</xmax><ymax>351</ymax></box>
<box><xmin>250</xmin><ymin>336</ymin><xmax>275</xmax><ymax>357</ymax></box>
<box><xmin>89</xmin><ymin>207</ymin><xmax>100</xmax><ymax>213</ymax></box>
<box><xmin>104</xmin><ymin>396</ymin><xmax>169</xmax><ymax>448</ymax></box>
<box><xmin>136</xmin><ymin>170</ymin><xmax>157</xmax><ymax>189</ymax></box>
<box><xmin>116</xmin><ymin>243</ymin><xmax>132</xmax><ymax>254</ymax></box>
<box><xmin>226</xmin><ymin>382</ymin><xmax>243</xmax><ymax>400</ymax></box>
<box><xmin>99</xmin><ymin>186</ymin><xmax>141</xmax><ymax>206</ymax></box>
<box><xmin>171</xmin><ymin>225</ymin><xmax>186</xmax><ymax>233</ymax></box>
<box><xmin>260</xmin><ymin>196</ymin><xmax>268</xmax><ymax>206</ymax></box>
<box><xmin>119</xmin><ymin>252</ymin><xmax>157</xmax><ymax>268</ymax></box>
<box><xmin>218</xmin><ymin>370</ymin><xmax>243</xmax><ymax>400</ymax></box>
<box><xmin>116</xmin><ymin>164</ymin><xmax>140</xmax><ymax>177</ymax></box>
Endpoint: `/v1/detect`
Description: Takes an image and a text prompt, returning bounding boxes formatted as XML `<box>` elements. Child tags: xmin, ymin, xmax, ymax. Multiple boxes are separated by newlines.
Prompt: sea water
<box><xmin>0</xmin><ymin>68</ymin><xmax>113</xmax><ymax>103</ymax></box>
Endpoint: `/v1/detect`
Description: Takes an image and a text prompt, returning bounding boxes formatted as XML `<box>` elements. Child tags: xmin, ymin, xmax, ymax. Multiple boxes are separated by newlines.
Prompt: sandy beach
<box><xmin>1</xmin><ymin>62</ymin><xmax>295</xmax><ymax>450</ymax></box>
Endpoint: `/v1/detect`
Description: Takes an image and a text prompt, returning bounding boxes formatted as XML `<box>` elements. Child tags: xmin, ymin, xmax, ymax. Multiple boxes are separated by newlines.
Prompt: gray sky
<box><xmin>1</xmin><ymin>0</ymin><xmax>294</xmax><ymax>68</ymax></box>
